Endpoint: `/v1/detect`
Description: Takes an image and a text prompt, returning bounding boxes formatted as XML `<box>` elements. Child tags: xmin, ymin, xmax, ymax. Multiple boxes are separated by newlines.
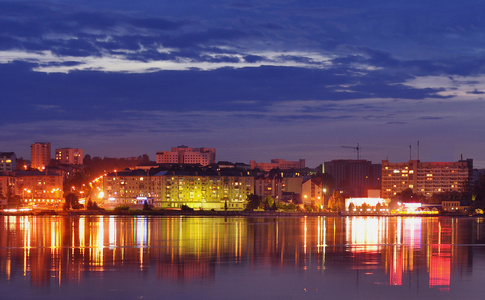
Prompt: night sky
<box><xmin>1</xmin><ymin>0</ymin><xmax>485</xmax><ymax>167</ymax></box>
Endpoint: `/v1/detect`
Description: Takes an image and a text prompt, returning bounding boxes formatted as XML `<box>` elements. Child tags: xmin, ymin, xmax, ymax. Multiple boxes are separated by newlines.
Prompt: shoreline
<box><xmin>0</xmin><ymin>209</ymin><xmax>481</xmax><ymax>218</ymax></box>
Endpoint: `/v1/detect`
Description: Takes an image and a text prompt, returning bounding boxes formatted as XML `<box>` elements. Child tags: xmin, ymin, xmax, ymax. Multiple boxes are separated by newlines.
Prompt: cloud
<box><xmin>0</xmin><ymin>48</ymin><xmax>337</xmax><ymax>73</ymax></box>
<box><xmin>467</xmin><ymin>89</ymin><xmax>485</xmax><ymax>94</ymax></box>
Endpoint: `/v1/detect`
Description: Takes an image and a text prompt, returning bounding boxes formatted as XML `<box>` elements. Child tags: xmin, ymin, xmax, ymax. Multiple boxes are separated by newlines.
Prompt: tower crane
<box><xmin>341</xmin><ymin>143</ymin><xmax>361</xmax><ymax>160</ymax></box>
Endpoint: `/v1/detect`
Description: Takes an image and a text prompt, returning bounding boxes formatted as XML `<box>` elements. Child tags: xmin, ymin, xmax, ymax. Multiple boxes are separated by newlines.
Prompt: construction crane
<box><xmin>341</xmin><ymin>143</ymin><xmax>361</xmax><ymax>160</ymax></box>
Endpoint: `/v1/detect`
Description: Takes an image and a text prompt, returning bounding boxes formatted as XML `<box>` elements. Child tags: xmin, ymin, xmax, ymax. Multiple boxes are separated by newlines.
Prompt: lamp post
<box><xmin>322</xmin><ymin>188</ymin><xmax>327</xmax><ymax>210</ymax></box>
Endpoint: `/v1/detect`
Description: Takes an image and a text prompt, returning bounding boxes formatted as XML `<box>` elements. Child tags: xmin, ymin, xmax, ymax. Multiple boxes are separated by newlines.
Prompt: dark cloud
<box><xmin>243</xmin><ymin>55</ymin><xmax>265</xmax><ymax>63</ymax></box>
<box><xmin>467</xmin><ymin>89</ymin><xmax>485</xmax><ymax>94</ymax></box>
<box><xmin>128</xmin><ymin>17</ymin><xmax>187</xmax><ymax>31</ymax></box>
<box><xmin>418</xmin><ymin>116</ymin><xmax>447</xmax><ymax>120</ymax></box>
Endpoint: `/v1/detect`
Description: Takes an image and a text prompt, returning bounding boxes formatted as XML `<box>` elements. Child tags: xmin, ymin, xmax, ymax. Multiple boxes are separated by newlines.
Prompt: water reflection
<box><xmin>0</xmin><ymin>215</ymin><xmax>484</xmax><ymax>298</ymax></box>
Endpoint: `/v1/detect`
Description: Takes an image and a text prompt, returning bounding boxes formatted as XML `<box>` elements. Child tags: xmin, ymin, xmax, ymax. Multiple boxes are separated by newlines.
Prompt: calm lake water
<box><xmin>1</xmin><ymin>215</ymin><xmax>485</xmax><ymax>299</ymax></box>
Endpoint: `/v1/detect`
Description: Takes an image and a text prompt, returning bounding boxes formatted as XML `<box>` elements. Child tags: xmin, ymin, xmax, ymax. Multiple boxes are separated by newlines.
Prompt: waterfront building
<box><xmin>156</xmin><ymin>169</ymin><xmax>253</xmax><ymax>210</ymax></box>
<box><xmin>283</xmin><ymin>177</ymin><xmax>303</xmax><ymax>194</ymax></box>
<box><xmin>14</xmin><ymin>170</ymin><xmax>63</xmax><ymax>207</ymax></box>
<box><xmin>324</xmin><ymin>159</ymin><xmax>381</xmax><ymax>197</ymax></box>
<box><xmin>250</xmin><ymin>158</ymin><xmax>306</xmax><ymax>172</ymax></box>
<box><xmin>381</xmin><ymin>159</ymin><xmax>473</xmax><ymax>199</ymax></box>
<box><xmin>442</xmin><ymin>200</ymin><xmax>460</xmax><ymax>212</ymax></box>
<box><xmin>156</xmin><ymin>146</ymin><xmax>216</xmax><ymax>166</ymax></box>
<box><xmin>301</xmin><ymin>178</ymin><xmax>323</xmax><ymax>207</ymax></box>
<box><xmin>55</xmin><ymin>148</ymin><xmax>83</xmax><ymax>165</ymax></box>
<box><xmin>0</xmin><ymin>152</ymin><xmax>16</xmax><ymax>172</ymax></box>
<box><xmin>0</xmin><ymin>173</ymin><xmax>11</xmax><ymax>206</ymax></box>
<box><xmin>103</xmin><ymin>169</ymin><xmax>157</xmax><ymax>209</ymax></box>
<box><xmin>31</xmin><ymin>142</ymin><xmax>51</xmax><ymax>170</ymax></box>
<box><xmin>254</xmin><ymin>173</ymin><xmax>283</xmax><ymax>201</ymax></box>
<box><xmin>102</xmin><ymin>167</ymin><xmax>254</xmax><ymax>210</ymax></box>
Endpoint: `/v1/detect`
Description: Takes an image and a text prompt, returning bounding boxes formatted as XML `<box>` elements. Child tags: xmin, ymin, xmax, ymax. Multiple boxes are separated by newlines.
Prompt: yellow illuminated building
<box><xmin>102</xmin><ymin>168</ymin><xmax>254</xmax><ymax>210</ymax></box>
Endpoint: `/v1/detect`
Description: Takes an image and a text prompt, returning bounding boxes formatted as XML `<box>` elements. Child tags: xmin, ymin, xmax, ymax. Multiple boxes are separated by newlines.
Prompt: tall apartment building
<box><xmin>0</xmin><ymin>152</ymin><xmax>16</xmax><ymax>172</ymax></box>
<box><xmin>381</xmin><ymin>159</ymin><xmax>473</xmax><ymax>199</ymax></box>
<box><xmin>55</xmin><ymin>148</ymin><xmax>83</xmax><ymax>165</ymax></box>
<box><xmin>250</xmin><ymin>159</ymin><xmax>306</xmax><ymax>171</ymax></box>
<box><xmin>324</xmin><ymin>159</ymin><xmax>381</xmax><ymax>197</ymax></box>
<box><xmin>31</xmin><ymin>142</ymin><xmax>51</xmax><ymax>170</ymax></box>
<box><xmin>156</xmin><ymin>146</ymin><xmax>216</xmax><ymax>166</ymax></box>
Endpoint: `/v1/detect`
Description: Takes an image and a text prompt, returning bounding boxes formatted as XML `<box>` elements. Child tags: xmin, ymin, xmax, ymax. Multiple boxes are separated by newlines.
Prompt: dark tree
<box><xmin>143</xmin><ymin>200</ymin><xmax>151</xmax><ymax>211</ymax></box>
<box><xmin>138</xmin><ymin>154</ymin><xmax>151</xmax><ymax>163</ymax></box>
<box><xmin>245</xmin><ymin>194</ymin><xmax>262</xmax><ymax>211</ymax></box>
<box><xmin>87</xmin><ymin>198</ymin><xmax>101</xmax><ymax>210</ymax></box>
<box><xmin>83</xmin><ymin>154</ymin><xmax>92</xmax><ymax>165</ymax></box>
<box><xmin>64</xmin><ymin>193</ymin><xmax>82</xmax><ymax>210</ymax></box>
<box><xmin>181</xmin><ymin>204</ymin><xmax>194</xmax><ymax>212</ymax></box>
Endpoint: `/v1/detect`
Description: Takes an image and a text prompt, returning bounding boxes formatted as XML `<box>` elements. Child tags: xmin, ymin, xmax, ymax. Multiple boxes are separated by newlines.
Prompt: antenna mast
<box><xmin>417</xmin><ymin>140</ymin><xmax>420</xmax><ymax>161</ymax></box>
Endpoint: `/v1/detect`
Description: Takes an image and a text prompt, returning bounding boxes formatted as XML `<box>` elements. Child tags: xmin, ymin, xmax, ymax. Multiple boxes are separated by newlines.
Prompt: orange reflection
<box><xmin>0</xmin><ymin>215</ymin><xmax>469</xmax><ymax>290</ymax></box>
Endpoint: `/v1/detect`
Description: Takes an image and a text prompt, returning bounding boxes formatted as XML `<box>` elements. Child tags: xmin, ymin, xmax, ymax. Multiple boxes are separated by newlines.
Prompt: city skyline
<box><xmin>1</xmin><ymin>1</ymin><xmax>485</xmax><ymax>167</ymax></box>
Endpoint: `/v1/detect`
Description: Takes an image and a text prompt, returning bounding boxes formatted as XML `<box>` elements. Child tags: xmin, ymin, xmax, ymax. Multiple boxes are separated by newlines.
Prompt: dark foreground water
<box><xmin>1</xmin><ymin>215</ymin><xmax>485</xmax><ymax>299</ymax></box>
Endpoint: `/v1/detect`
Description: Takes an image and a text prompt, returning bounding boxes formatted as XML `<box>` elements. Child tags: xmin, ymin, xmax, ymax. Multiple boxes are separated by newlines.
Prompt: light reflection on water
<box><xmin>0</xmin><ymin>215</ymin><xmax>485</xmax><ymax>299</ymax></box>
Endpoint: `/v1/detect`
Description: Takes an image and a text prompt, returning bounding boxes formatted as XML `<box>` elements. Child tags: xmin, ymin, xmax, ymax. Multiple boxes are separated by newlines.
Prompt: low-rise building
<box><xmin>14</xmin><ymin>170</ymin><xmax>63</xmax><ymax>208</ymax></box>
<box><xmin>301</xmin><ymin>178</ymin><xmax>323</xmax><ymax>207</ymax></box>
<box><xmin>442</xmin><ymin>200</ymin><xmax>460</xmax><ymax>212</ymax></box>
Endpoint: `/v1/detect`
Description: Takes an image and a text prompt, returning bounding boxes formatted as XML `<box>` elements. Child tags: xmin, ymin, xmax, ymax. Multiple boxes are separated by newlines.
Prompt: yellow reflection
<box><xmin>51</xmin><ymin>219</ymin><xmax>60</xmax><ymax>250</ymax></box>
<box><xmin>403</xmin><ymin>218</ymin><xmax>421</xmax><ymax>248</ymax></box>
<box><xmin>109</xmin><ymin>216</ymin><xmax>116</xmax><ymax>249</ymax></box>
<box><xmin>0</xmin><ymin>215</ymin><xmax>462</xmax><ymax>289</ymax></box>
<box><xmin>80</xmin><ymin>217</ymin><xmax>85</xmax><ymax>255</ymax></box>
<box><xmin>7</xmin><ymin>216</ymin><xmax>16</xmax><ymax>231</ymax></box>
<box><xmin>89</xmin><ymin>217</ymin><xmax>104</xmax><ymax>267</ymax></box>
<box><xmin>348</xmin><ymin>217</ymin><xmax>382</xmax><ymax>252</ymax></box>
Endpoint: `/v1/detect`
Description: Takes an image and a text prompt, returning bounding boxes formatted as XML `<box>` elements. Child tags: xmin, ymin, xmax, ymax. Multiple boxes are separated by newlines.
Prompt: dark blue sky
<box><xmin>1</xmin><ymin>0</ymin><xmax>485</xmax><ymax>167</ymax></box>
